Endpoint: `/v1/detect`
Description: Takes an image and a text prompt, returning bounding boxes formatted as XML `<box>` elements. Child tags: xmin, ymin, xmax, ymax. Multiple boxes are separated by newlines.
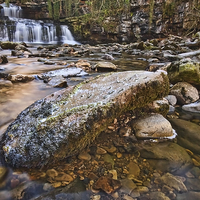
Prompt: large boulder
<box><xmin>1</xmin><ymin>70</ymin><xmax>169</xmax><ymax>168</ymax></box>
<box><xmin>167</xmin><ymin>59</ymin><xmax>200</xmax><ymax>88</ymax></box>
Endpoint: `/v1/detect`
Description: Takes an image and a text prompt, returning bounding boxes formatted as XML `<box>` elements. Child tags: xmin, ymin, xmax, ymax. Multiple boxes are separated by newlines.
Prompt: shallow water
<box><xmin>1</xmin><ymin>46</ymin><xmax>199</xmax><ymax>200</ymax></box>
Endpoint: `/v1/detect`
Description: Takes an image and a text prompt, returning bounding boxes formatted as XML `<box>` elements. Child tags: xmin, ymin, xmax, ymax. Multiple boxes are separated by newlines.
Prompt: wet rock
<box><xmin>15</xmin><ymin>44</ymin><xmax>32</xmax><ymax>55</ymax></box>
<box><xmin>132</xmin><ymin>113</ymin><xmax>173</xmax><ymax>139</ymax></box>
<box><xmin>0</xmin><ymin>80</ymin><xmax>13</xmax><ymax>88</ymax></box>
<box><xmin>140</xmin><ymin>142</ymin><xmax>192</xmax><ymax>175</ymax></box>
<box><xmin>167</xmin><ymin>59</ymin><xmax>200</xmax><ymax>88</ymax></box>
<box><xmin>170</xmin><ymin>82</ymin><xmax>199</xmax><ymax>105</ymax></box>
<box><xmin>11</xmin><ymin>50</ymin><xmax>24</xmax><ymax>57</ymax></box>
<box><xmin>47</xmin><ymin>76</ymin><xmax>68</xmax><ymax>88</ymax></box>
<box><xmin>185</xmin><ymin>178</ymin><xmax>200</xmax><ymax>191</ymax></box>
<box><xmin>76</xmin><ymin>60</ymin><xmax>91</xmax><ymax>71</ymax></box>
<box><xmin>8</xmin><ymin>74</ymin><xmax>35</xmax><ymax>83</ymax></box>
<box><xmin>168</xmin><ymin>105</ymin><xmax>175</xmax><ymax>114</ymax></box>
<box><xmin>149</xmin><ymin>191</ymin><xmax>170</xmax><ymax>200</ymax></box>
<box><xmin>101</xmin><ymin>54</ymin><xmax>115</xmax><ymax>60</ymax></box>
<box><xmin>169</xmin><ymin>119</ymin><xmax>200</xmax><ymax>154</ymax></box>
<box><xmin>93</xmin><ymin>62</ymin><xmax>117</xmax><ymax>71</ymax></box>
<box><xmin>93</xmin><ymin>176</ymin><xmax>121</xmax><ymax>194</ymax></box>
<box><xmin>159</xmin><ymin>173</ymin><xmax>187</xmax><ymax>192</ymax></box>
<box><xmin>165</xmin><ymin>95</ymin><xmax>177</xmax><ymax>106</ymax></box>
<box><xmin>42</xmin><ymin>67</ymin><xmax>87</xmax><ymax>78</ymax></box>
<box><xmin>120</xmin><ymin>178</ymin><xmax>137</xmax><ymax>194</ymax></box>
<box><xmin>182</xmin><ymin>101</ymin><xmax>200</xmax><ymax>113</ymax></box>
<box><xmin>44</xmin><ymin>60</ymin><xmax>55</xmax><ymax>65</ymax></box>
<box><xmin>0</xmin><ymin>55</ymin><xmax>8</xmax><ymax>64</ymax></box>
<box><xmin>127</xmin><ymin>161</ymin><xmax>140</xmax><ymax>178</ymax></box>
<box><xmin>176</xmin><ymin>191</ymin><xmax>200</xmax><ymax>200</ymax></box>
<box><xmin>1</xmin><ymin>70</ymin><xmax>169</xmax><ymax>168</ymax></box>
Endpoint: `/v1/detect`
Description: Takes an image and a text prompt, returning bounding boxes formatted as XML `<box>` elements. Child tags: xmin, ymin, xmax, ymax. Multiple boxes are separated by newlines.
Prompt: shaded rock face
<box><xmin>169</xmin><ymin>119</ymin><xmax>200</xmax><ymax>154</ymax></box>
<box><xmin>140</xmin><ymin>142</ymin><xmax>192</xmax><ymax>175</ymax></box>
<box><xmin>1</xmin><ymin>70</ymin><xmax>169</xmax><ymax>168</ymax></box>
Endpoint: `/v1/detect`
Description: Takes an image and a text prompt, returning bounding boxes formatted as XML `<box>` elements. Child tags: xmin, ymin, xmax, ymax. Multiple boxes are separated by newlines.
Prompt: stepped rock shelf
<box><xmin>1</xmin><ymin>70</ymin><xmax>169</xmax><ymax>168</ymax></box>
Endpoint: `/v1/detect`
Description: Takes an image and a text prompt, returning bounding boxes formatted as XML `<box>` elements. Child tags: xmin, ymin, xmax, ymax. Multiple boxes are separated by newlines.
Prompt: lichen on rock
<box><xmin>1</xmin><ymin>70</ymin><xmax>169</xmax><ymax>168</ymax></box>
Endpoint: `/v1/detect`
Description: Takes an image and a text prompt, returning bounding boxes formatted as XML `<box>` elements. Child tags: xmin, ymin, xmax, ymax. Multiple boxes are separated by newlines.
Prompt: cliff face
<box><xmin>63</xmin><ymin>0</ymin><xmax>200</xmax><ymax>43</ymax></box>
<box><xmin>3</xmin><ymin>0</ymin><xmax>200</xmax><ymax>43</ymax></box>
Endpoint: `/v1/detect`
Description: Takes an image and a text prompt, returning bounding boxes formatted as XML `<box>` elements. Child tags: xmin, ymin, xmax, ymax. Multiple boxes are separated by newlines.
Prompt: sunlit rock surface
<box><xmin>1</xmin><ymin>70</ymin><xmax>169</xmax><ymax>168</ymax></box>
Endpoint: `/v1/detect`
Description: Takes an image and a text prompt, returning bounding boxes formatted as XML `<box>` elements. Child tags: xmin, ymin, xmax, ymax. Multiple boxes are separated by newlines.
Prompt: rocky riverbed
<box><xmin>0</xmin><ymin>33</ymin><xmax>200</xmax><ymax>200</ymax></box>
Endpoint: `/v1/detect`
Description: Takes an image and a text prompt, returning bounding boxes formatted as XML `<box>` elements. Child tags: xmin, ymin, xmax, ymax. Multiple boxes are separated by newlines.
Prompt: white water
<box><xmin>0</xmin><ymin>3</ymin><xmax>79</xmax><ymax>44</ymax></box>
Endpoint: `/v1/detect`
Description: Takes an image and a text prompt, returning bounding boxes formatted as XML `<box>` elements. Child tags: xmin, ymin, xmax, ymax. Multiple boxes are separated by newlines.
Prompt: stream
<box><xmin>1</xmin><ymin>3</ymin><xmax>200</xmax><ymax>200</ymax></box>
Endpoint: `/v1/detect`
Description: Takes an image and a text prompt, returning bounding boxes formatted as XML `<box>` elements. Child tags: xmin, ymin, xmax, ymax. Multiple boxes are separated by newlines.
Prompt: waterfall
<box><xmin>0</xmin><ymin>3</ymin><xmax>79</xmax><ymax>44</ymax></box>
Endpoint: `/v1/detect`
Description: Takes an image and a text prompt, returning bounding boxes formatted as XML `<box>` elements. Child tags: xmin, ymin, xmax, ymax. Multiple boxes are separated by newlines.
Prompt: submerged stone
<box><xmin>1</xmin><ymin>70</ymin><xmax>169</xmax><ymax>168</ymax></box>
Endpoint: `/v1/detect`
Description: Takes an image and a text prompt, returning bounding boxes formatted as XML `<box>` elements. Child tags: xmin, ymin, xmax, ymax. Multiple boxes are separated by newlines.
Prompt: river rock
<box><xmin>185</xmin><ymin>178</ymin><xmax>200</xmax><ymax>191</ymax></box>
<box><xmin>93</xmin><ymin>176</ymin><xmax>121</xmax><ymax>194</ymax></box>
<box><xmin>167</xmin><ymin>59</ymin><xmax>200</xmax><ymax>88</ymax></box>
<box><xmin>47</xmin><ymin>76</ymin><xmax>68</xmax><ymax>88</ymax></box>
<box><xmin>170</xmin><ymin>82</ymin><xmax>199</xmax><ymax>105</ymax></box>
<box><xmin>42</xmin><ymin>67</ymin><xmax>87</xmax><ymax>78</ymax></box>
<box><xmin>169</xmin><ymin>119</ymin><xmax>200</xmax><ymax>154</ymax></box>
<box><xmin>182</xmin><ymin>101</ymin><xmax>200</xmax><ymax>113</ymax></box>
<box><xmin>93</xmin><ymin>62</ymin><xmax>117</xmax><ymax>71</ymax></box>
<box><xmin>1</xmin><ymin>70</ymin><xmax>169</xmax><ymax>168</ymax></box>
<box><xmin>140</xmin><ymin>142</ymin><xmax>192</xmax><ymax>175</ymax></box>
<box><xmin>165</xmin><ymin>95</ymin><xmax>177</xmax><ymax>106</ymax></box>
<box><xmin>0</xmin><ymin>55</ymin><xmax>8</xmax><ymax>64</ymax></box>
<box><xmin>131</xmin><ymin>113</ymin><xmax>173</xmax><ymax>139</ymax></box>
<box><xmin>8</xmin><ymin>74</ymin><xmax>35</xmax><ymax>83</ymax></box>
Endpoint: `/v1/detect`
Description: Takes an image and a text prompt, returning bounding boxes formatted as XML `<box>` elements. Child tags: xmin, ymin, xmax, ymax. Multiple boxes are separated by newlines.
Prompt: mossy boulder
<box><xmin>167</xmin><ymin>59</ymin><xmax>200</xmax><ymax>88</ymax></box>
<box><xmin>1</xmin><ymin>70</ymin><xmax>169</xmax><ymax>168</ymax></box>
<box><xmin>0</xmin><ymin>41</ymin><xmax>19</xmax><ymax>50</ymax></box>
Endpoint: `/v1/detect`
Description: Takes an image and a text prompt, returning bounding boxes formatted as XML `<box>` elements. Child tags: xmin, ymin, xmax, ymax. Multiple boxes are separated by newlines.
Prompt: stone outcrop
<box><xmin>1</xmin><ymin>70</ymin><xmax>169</xmax><ymax>168</ymax></box>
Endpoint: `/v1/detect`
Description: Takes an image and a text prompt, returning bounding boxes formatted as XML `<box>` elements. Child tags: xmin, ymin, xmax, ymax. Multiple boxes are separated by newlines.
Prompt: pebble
<box><xmin>46</xmin><ymin>169</ymin><xmax>58</xmax><ymax>178</ymax></box>
<box><xmin>54</xmin><ymin>172</ymin><xmax>73</xmax><ymax>182</ymax></box>
<box><xmin>52</xmin><ymin>182</ymin><xmax>62</xmax><ymax>188</ymax></box>
<box><xmin>117</xmin><ymin>153</ymin><xmax>123</xmax><ymax>158</ymax></box>
<box><xmin>78</xmin><ymin>152</ymin><xmax>91</xmax><ymax>161</ymax></box>
<box><xmin>96</xmin><ymin>147</ymin><xmax>107</xmax><ymax>155</ymax></box>
<box><xmin>136</xmin><ymin>186</ymin><xmax>149</xmax><ymax>193</ymax></box>
<box><xmin>120</xmin><ymin>178</ymin><xmax>137</xmax><ymax>194</ymax></box>
<box><xmin>123</xmin><ymin>194</ymin><xmax>135</xmax><ymax>200</ymax></box>
<box><xmin>109</xmin><ymin>169</ymin><xmax>118</xmax><ymax>180</ymax></box>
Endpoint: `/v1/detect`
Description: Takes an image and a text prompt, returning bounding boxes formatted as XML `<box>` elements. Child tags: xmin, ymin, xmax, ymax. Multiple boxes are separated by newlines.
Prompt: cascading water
<box><xmin>0</xmin><ymin>3</ymin><xmax>79</xmax><ymax>44</ymax></box>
